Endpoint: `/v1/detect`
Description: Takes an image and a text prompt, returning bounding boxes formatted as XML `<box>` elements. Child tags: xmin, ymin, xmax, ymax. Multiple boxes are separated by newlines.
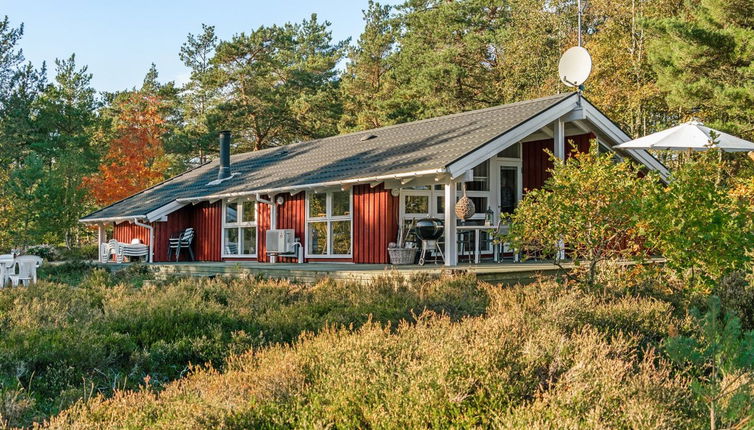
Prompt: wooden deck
<box><xmin>102</xmin><ymin>260</ymin><xmax>574</xmax><ymax>285</ymax></box>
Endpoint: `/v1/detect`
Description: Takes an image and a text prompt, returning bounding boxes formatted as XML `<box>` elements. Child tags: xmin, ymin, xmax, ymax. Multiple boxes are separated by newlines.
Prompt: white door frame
<box><xmin>490</xmin><ymin>157</ymin><xmax>523</xmax><ymax>221</ymax></box>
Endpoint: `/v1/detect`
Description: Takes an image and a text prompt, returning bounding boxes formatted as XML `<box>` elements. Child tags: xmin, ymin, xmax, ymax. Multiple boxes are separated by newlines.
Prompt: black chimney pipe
<box><xmin>218</xmin><ymin>131</ymin><xmax>231</xmax><ymax>180</ymax></box>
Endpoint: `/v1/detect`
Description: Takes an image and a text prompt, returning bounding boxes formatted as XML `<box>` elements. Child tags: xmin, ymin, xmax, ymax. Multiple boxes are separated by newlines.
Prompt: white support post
<box><xmin>270</xmin><ymin>194</ymin><xmax>277</xmax><ymax>264</ymax></box>
<box><xmin>554</xmin><ymin>117</ymin><xmax>565</xmax><ymax>160</ymax></box>
<box><xmin>444</xmin><ymin>182</ymin><xmax>458</xmax><ymax>266</ymax></box>
<box><xmin>97</xmin><ymin>223</ymin><xmax>106</xmax><ymax>263</ymax></box>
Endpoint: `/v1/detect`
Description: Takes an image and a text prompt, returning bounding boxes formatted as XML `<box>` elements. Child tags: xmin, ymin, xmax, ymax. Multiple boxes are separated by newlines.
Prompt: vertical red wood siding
<box><xmin>522</xmin><ymin>133</ymin><xmax>594</xmax><ymax>192</ymax></box>
<box><xmin>113</xmin><ymin>223</ymin><xmax>150</xmax><ymax>246</ymax></box>
<box><xmin>153</xmin><ymin>205</ymin><xmax>193</xmax><ymax>262</ymax></box>
<box><xmin>276</xmin><ymin>192</ymin><xmax>306</xmax><ymax>263</ymax></box>
<box><xmin>565</xmin><ymin>133</ymin><xmax>595</xmax><ymax>159</ymax></box>
<box><xmin>353</xmin><ymin>183</ymin><xmax>399</xmax><ymax>264</ymax></box>
<box><xmin>193</xmin><ymin>201</ymin><xmax>222</xmax><ymax>261</ymax></box>
<box><xmin>522</xmin><ymin>138</ymin><xmax>554</xmax><ymax>192</ymax></box>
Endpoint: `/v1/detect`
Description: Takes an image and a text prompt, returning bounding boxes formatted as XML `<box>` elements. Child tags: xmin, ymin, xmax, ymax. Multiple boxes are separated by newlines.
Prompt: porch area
<box><xmin>105</xmin><ymin>260</ymin><xmax>572</xmax><ymax>285</ymax></box>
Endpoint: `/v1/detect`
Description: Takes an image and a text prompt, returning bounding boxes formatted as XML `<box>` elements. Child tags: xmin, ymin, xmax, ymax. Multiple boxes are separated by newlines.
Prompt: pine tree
<box><xmin>339</xmin><ymin>1</ymin><xmax>398</xmax><ymax>132</ymax></box>
<box><xmin>178</xmin><ymin>24</ymin><xmax>219</xmax><ymax>164</ymax></box>
<box><xmin>209</xmin><ymin>14</ymin><xmax>347</xmax><ymax>150</ymax></box>
<box><xmin>648</xmin><ymin>0</ymin><xmax>754</xmax><ymax>139</ymax></box>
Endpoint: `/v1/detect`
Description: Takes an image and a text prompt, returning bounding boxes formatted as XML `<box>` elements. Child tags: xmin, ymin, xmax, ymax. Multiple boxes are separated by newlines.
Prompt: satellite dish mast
<box><xmin>558</xmin><ymin>0</ymin><xmax>591</xmax><ymax>91</ymax></box>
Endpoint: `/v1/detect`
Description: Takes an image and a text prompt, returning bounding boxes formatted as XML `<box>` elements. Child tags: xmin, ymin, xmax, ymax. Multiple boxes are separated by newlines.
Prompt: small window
<box><xmin>309</xmin><ymin>193</ymin><xmax>327</xmax><ymax>218</ymax></box>
<box><xmin>331</xmin><ymin>191</ymin><xmax>350</xmax><ymax>216</ymax></box>
<box><xmin>405</xmin><ymin>195</ymin><xmax>429</xmax><ymax>215</ymax></box>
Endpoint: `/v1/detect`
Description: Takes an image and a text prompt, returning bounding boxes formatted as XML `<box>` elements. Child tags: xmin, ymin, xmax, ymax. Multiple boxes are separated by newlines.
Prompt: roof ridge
<box><xmin>229</xmin><ymin>93</ymin><xmax>575</xmax><ymax>161</ymax></box>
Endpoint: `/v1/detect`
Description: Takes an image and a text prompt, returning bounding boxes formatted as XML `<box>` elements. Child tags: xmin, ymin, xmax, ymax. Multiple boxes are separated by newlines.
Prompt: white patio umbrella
<box><xmin>615</xmin><ymin>120</ymin><xmax>754</xmax><ymax>152</ymax></box>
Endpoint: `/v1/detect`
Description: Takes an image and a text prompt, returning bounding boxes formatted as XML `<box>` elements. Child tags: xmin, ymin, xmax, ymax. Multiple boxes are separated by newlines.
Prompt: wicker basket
<box><xmin>388</xmin><ymin>247</ymin><xmax>418</xmax><ymax>265</ymax></box>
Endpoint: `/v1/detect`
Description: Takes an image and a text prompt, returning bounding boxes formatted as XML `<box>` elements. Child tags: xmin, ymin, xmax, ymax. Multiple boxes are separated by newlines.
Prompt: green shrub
<box><xmin>26</xmin><ymin>244</ymin><xmax>60</xmax><ymax>261</ymax></box>
<box><xmin>43</xmin><ymin>279</ymin><xmax>700</xmax><ymax>429</ymax></box>
<box><xmin>505</xmin><ymin>147</ymin><xmax>656</xmax><ymax>284</ymax></box>
<box><xmin>0</xmin><ymin>273</ymin><xmax>488</xmax><ymax>426</ymax></box>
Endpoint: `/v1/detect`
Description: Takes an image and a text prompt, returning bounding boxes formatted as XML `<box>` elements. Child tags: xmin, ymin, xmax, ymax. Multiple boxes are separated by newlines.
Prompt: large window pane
<box><xmin>405</xmin><ymin>195</ymin><xmax>429</xmax><ymax>214</ymax></box>
<box><xmin>308</xmin><ymin>222</ymin><xmax>328</xmax><ymax>255</ymax></box>
<box><xmin>224</xmin><ymin>228</ymin><xmax>238</xmax><ymax>255</ymax></box>
<box><xmin>309</xmin><ymin>193</ymin><xmax>327</xmax><ymax>218</ymax></box>
<box><xmin>225</xmin><ymin>202</ymin><xmax>238</xmax><ymax>223</ymax></box>
<box><xmin>332</xmin><ymin>191</ymin><xmax>350</xmax><ymax>216</ymax></box>
<box><xmin>331</xmin><ymin>221</ymin><xmax>351</xmax><ymax>255</ymax></box>
<box><xmin>241</xmin><ymin>201</ymin><xmax>256</xmax><ymax>223</ymax></box>
<box><xmin>241</xmin><ymin>227</ymin><xmax>256</xmax><ymax>255</ymax></box>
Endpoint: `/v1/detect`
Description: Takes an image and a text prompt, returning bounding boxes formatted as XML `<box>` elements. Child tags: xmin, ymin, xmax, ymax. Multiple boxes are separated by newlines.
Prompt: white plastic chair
<box><xmin>0</xmin><ymin>254</ymin><xmax>14</xmax><ymax>288</ymax></box>
<box><xmin>9</xmin><ymin>255</ymin><xmax>43</xmax><ymax>286</ymax></box>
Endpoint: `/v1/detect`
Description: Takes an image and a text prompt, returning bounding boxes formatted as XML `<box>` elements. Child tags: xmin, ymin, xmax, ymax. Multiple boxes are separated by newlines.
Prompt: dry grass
<box><xmin>38</xmin><ymin>277</ymin><xmax>703</xmax><ymax>429</ymax></box>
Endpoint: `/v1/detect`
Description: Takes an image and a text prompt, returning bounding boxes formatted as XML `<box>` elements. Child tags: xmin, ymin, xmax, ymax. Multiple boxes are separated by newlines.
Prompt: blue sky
<box><xmin>3</xmin><ymin>0</ymin><xmax>400</xmax><ymax>92</ymax></box>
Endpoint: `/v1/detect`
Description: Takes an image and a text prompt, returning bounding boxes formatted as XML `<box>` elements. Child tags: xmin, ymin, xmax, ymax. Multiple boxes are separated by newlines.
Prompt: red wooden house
<box><xmin>80</xmin><ymin>93</ymin><xmax>667</xmax><ymax>266</ymax></box>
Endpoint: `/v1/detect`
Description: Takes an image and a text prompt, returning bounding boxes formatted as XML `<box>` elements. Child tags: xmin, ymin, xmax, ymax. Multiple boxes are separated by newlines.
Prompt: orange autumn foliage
<box><xmin>84</xmin><ymin>93</ymin><xmax>169</xmax><ymax>206</ymax></box>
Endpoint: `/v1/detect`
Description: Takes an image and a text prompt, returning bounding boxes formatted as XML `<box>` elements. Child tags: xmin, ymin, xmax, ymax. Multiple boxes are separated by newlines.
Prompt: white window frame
<box><xmin>457</xmin><ymin>161</ymin><xmax>492</xmax><ymax>222</ymax></box>
<box><xmin>399</xmin><ymin>185</ymin><xmax>445</xmax><ymax>220</ymax></box>
<box><xmin>222</xmin><ymin>199</ymin><xmax>258</xmax><ymax>258</ymax></box>
<box><xmin>305</xmin><ymin>190</ymin><xmax>353</xmax><ymax>258</ymax></box>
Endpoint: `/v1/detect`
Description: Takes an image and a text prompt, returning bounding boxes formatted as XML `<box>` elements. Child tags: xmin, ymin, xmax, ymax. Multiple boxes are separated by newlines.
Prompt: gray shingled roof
<box><xmin>81</xmin><ymin>93</ymin><xmax>575</xmax><ymax>221</ymax></box>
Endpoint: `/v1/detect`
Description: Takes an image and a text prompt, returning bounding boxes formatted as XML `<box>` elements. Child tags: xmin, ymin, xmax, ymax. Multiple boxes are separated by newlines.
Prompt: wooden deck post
<box><xmin>444</xmin><ymin>182</ymin><xmax>458</xmax><ymax>266</ymax></box>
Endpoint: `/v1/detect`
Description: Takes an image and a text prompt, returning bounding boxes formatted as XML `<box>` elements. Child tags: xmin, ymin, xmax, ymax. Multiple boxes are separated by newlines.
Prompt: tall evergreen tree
<box><xmin>209</xmin><ymin>14</ymin><xmax>347</xmax><ymax>151</ymax></box>
<box><xmin>338</xmin><ymin>1</ymin><xmax>399</xmax><ymax>132</ymax></box>
<box><xmin>178</xmin><ymin>24</ymin><xmax>219</xmax><ymax>164</ymax></box>
<box><xmin>648</xmin><ymin>0</ymin><xmax>754</xmax><ymax>139</ymax></box>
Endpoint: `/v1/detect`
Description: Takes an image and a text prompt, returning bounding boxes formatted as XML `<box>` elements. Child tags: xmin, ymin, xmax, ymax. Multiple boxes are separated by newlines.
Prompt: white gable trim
<box><xmin>447</xmin><ymin>94</ymin><xmax>669</xmax><ymax>180</ymax></box>
<box><xmin>447</xmin><ymin>94</ymin><xmax>580</xmax><ymax>178</ymax></box>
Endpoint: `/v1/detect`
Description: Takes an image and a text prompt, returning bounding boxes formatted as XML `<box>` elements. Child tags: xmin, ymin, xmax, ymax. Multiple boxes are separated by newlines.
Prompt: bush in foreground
<box><xmin>42</xmin><ymin>278</ymin><xmax>704</xmax><ymax>429</ymax></box>
<box><xmin>0</xmin><ymin>271</ymin><xmax>487</xmax><ymax>427</ymax></box>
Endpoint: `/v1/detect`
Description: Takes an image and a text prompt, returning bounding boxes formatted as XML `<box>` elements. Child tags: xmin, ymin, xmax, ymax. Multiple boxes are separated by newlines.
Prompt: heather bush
<box><xmin>0</xmin><ymin>272</ymin><xmax>487</xmax><ymax>427</ymax></box>
<box><xmin>41</xmin><ymin>279</ymin><xmax>704</xmax><ymax>429</ymax></box>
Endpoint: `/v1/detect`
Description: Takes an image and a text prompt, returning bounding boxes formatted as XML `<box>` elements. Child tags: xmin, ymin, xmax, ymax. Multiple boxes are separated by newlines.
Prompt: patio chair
<box><xmin>101</xmin><ymin>239</ymin><xmax>120</xmax><ymax>263</ymax></box>
<box><xmin>0</xmin><ymin>254</ymin><xmax>13</xmax><ymax>287</ymax></box>
<box><xmin>9</xmin><ymin>255</ymin><xmax>43</xmax><ymax>286</ymax></box>
<box><xmin>168</xmin><ymin>228</ymin><xmax>194</xmax><ymax>261</ymax></box>
<box><xmin>121</xmin><ymin>239</ymin><xmax>149</xmax><ymax>262</ymax></box>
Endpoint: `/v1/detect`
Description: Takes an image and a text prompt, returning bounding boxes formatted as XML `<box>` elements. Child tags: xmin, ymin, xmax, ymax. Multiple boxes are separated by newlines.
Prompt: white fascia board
<box><xmin>145</xmin><ymin>201</ymin><xmax>186</xmax><ymax>222</ymax></box>
<box><xmin>79</xmin><ymin>215</ymin><xmax>147</xmax><ymax>224</ymax></box>
<box><xmin>447</xmin><ymin>95</ymin><xmax>580</xmax><ymax>178</ymax></box>
<box><xmin>580</xmin><ymin>101</ymin><xmax>669</xmax><ymax>180</ymax></box>
<box><xmin>175</xmin><ymin>168</ymin><xmax>446</xmax><ymax>204</ymax></box>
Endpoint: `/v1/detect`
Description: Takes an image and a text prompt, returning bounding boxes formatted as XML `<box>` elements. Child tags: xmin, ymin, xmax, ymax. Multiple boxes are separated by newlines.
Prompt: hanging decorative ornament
<box><xmin>455</xmin><ymin>182</ymin><xmax>475</xmax><ymax>220</ymax></box>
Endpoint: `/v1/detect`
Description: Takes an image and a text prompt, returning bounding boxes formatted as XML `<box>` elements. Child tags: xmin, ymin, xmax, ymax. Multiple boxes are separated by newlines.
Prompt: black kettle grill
<box><xmin>414</xmin><ymin>218</ymin><xmax>444</xmax><ymax>265</ymax></box>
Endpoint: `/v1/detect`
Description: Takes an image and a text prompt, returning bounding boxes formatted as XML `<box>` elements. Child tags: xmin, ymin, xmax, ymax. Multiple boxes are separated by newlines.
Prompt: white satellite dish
<box><xmin>558</xmin><ymin>46</ymin><xmax>592</xmax><ymax>87</ymax></box>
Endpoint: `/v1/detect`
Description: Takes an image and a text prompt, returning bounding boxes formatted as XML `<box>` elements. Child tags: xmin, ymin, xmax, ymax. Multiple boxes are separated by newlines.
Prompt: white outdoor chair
<box><xmin>121</xmin><ymin>239</ymin><xmax>149</xmax><ymax>262</ymax></box>
<box><xmin>9</xmin><ymin>255</ymin><xmax>43</xmax><ymax>286</ymax></box>
<box><xmin>101</xmin><ymin>239</ymin><xmax>120</xmax><ymax>263</ymax></box>
<box><xmin>0</xmin><ymin>254</ymin><xmax>14</xmax><ymax>287</ymax></box>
